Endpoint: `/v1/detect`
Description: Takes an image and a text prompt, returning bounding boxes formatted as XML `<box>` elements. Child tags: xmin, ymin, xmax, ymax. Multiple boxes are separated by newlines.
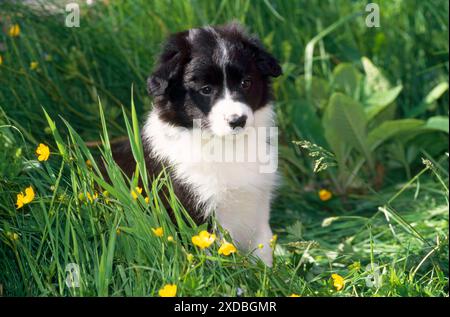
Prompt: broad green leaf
<box><xmin>424</xmin><ymin>82</ymin><xmax>449</xmax><ymax>105</ymax></box>
<box><xmin>323</xmin><ymin>93</ymin><xmax>372</xmax><ymax>167</ymax></box>
<box><xmin>408</xmin><ymin>82</ymin><xmax>449</xmax><ymax>117</ymax></box>
<box><xmin>423</xmin><ymin>116</ymin><xmax>449</xmax><ymax>133</ymax></box>
<box><xmin>364</xmin><ymin>85</ymin><xmax>403</xmax><ymax>120</ymax></box>
<box><xmin>367</xmin><ymin>119</ymin><xmax>425</xmax><ymax>151</ymax></box>
<box><xmin>332</xmin><ymin>63</ymin><xmax>362</xmax><ymax>97</ymax></box>
<box><xmin>292</xmin><ymin>98</ymin><xmax>326</xmax><ymax>145</ymax></box>
<box><xmin>362</xmin><ymin>56</ymin><xmax>391</xmax><ymax>95</ymax></box>
<box><xmin>296</xmin><ymin>76</ymin><xmax>331</xmax><ymax>110</ymax></box>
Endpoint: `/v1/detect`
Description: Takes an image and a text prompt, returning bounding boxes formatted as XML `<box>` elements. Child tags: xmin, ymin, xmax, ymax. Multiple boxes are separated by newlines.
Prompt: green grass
<box><xmin>0</xmin><ymin>0</ymin><xmax>448</xmax><ymax>297</ymax></box>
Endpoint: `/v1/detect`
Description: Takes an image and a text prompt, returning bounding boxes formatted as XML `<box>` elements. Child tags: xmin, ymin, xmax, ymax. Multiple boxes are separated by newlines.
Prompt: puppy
<box><xmin>112</xmin><ymin>23</ymin><xmax>282</xmax><ymax>266</ymax></box>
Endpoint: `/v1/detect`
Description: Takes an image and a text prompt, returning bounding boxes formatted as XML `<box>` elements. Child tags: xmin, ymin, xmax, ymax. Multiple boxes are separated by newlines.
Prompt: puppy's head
<box><xmin>148</xmin><ymin>23</ymin><xmax>282</xmax><ymax>136</ymax></box>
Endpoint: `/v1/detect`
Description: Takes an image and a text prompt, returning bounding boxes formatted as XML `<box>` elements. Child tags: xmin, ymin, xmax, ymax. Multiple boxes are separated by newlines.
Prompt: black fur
<box><xmin>148</xmin><ymin>22</ymin><xmax>282</xmax><ymax>128</ymax></box>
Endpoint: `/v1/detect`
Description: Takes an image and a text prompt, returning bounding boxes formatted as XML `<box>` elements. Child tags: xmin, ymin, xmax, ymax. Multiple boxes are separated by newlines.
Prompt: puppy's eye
<box><xmin>199</xmin><ymin>85</ymin><xmax>213</xmax><ymax>96</ymax></box>
<box><xmin>241</xmin><ymin>79</ymin><xmax>252</xmax><ymax>90</ymax></box>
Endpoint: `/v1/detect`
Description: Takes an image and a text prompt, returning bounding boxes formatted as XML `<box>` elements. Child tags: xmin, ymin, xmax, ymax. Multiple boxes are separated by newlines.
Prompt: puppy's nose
<box><xmin>228</xmin><ymin>114</ymin><xmax>247</xmax><ymax>129</ymax></box>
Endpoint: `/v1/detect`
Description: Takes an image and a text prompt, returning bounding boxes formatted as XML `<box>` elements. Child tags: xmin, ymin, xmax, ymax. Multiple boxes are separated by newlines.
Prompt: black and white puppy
<box><xmin>113</xmin><ymin>23</ymin><xmax>282</xmax><ymax>266</ymax></box>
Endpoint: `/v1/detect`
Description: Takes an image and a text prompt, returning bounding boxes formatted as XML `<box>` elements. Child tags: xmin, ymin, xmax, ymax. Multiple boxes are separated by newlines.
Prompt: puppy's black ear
<box><xmin>220</xmin><ymin>22</ymin><xmax>282</xmax><ymax>78</ymax></box>
<box><xmin>147</xmin><ymin>31</ymin><xmax>191</xmax><ymax>97</ymax></box>
<box><xmin>248</xmin><ymin>36</ymin><xmax>282</xmax><ymax>78</ymax></box>
<box><xmin>256</xmin><ymin>49</ymin><xmax>282</xmax><ymax>78</ymax></box>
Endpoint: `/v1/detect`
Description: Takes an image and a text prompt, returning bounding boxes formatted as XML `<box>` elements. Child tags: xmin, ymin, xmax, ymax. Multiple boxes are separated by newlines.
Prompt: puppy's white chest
<box><xmin>143</xmin><ymin>107</ymin><xmax>277</xmax><ymax>265</ymax></box>
<box><xmin>179</xmin><ymin>160</ymin><xmax>273</xmax><ymax>216</ymax></box>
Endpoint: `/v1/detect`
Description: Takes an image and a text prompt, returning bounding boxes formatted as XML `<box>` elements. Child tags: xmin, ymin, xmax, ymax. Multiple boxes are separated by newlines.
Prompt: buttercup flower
<box><xmin>30</xmin><ymin>61</ymin><xmax>38</xmax><ymax>70</ymax></box>
<box><xmin>152</xmin><ymin>227</ymin><xmax>164</xmax><ymax>237</ymax></box>
<box><xmin>8</xmin><ymin>24</ymin><xmax>20</xmax><ymax>37</ymax></box>
<box><xmin>318</xmin><ymin>189</ymin><xmax>332</xmax><ymax>201</ymax></box>
<box><xmin>86</xmin><ymin>192</ymin><xmax>98</xmax><ymax>203</ymax></box>
<box><xmin>289</xmin><ymin>294</ymin><xmax>301</xmax><ymax>297</ymax></box>
<box><xmin>158</xmin><ymin>284</ymin><xmax>177</xmax><ymax>297</ymax></box>
<box><xmin>16</xmin><ymin>186</ymin><xmax>35</xmax><ymax>209</ymax></box>
<box><xmin>270</xmin><ymin>234</ymin><xmax>278</xmax><ymax>248</ymax></box>
<box><xmin>6</xmin><ymin>231</ymin><xmax>19</xmax><ymax>241</ymax></box>
<box><xmin>102</xmin><ymin>191</ymin><xmax>110</xmax><ymax>204</ymax></box>
<box><xmin>331</xmin><ymin>273</ymin><xmax>345</xmax><ymax>291</ymax></box>
<box><xmin>131</xmin><ymin>186</ymin><xmax>142</xmax><ymax>199</ymax></box>
<box><xmin>218</xmin><ymin>241</ymin><xmax>237</xmax><ymax>256</ymax></box>
<box><xmin>191</xmin><ymin>230</ymin><xmax>216</xmax><ymax>249</ymax></box>
<box><xmin>167</xmin><ymin>235</ymin><xmax>174</xmax><ymax>242</ymax></box>
<box><xmin>35</xmin><ymin>143</ymin><xmax>50</xmax><ymax>161</ymax></box>
<box><xmin>144</xmin><ymin>196</ymin><xmax>149</xmax><ymax>204</ymax></box>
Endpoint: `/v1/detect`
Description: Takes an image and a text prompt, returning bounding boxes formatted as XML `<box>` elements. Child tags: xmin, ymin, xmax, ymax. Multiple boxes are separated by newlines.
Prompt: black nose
<box><xmin>228</xmin><ymin>115</ymin><xmax>247</xmax><ymax>129</ymax></box>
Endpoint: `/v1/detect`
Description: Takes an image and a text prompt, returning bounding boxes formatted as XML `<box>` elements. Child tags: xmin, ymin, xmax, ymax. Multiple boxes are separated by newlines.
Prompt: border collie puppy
<box><xmin>112</xmin><ymin>23</ymin><xmax>282</xmax><ymax>266</ymax></box>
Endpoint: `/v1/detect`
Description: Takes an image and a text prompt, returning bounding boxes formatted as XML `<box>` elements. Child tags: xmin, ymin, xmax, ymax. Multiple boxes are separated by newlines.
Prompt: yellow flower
<box><xmin>8</xmin><ymin>24</ymin><xmax>20</xmax><ymax>37</ymax></box>
<box><xmin>16</xmin><ymin>186</ymin><xmax>35</xmax><ymax>209</ymax></box>
<box><xmin>167</xmin><ymin>235</ymin><xmax>174</xmax><ymax>242</ymax></box>
<box><xmin>86</xmin><ymin>159</ymin><xmax>92</xmax><ymax>168</ymax></box>
<box><xmin>86</xmin><ymin>192</ymin><xmax>98</xmax><ymax>203</ymax></box>
<box><xmin>158</xmin><ymin>284</ymin><xmax>177</xmax><ymax>297</ymax></box>
<box><xmin>152</xmin><ymin>227</ymin><xmax>164</xmax><ymax>237</ymax></box>
<box><xmin>331</xmin><ymin>273</ymin><xmax>345</xmax><ymax>291</ymax></box>
<box><xmin>258</xmin><ymin>243</ymin><xmax>264</xmax><ymax>249</ymax></box>
<box><xmin>349</xmin><ymin>261</ymin><xmax>361</xmax><ymax>271</ymax></box>
<box><xmin>30</xmin><ymin>61</ymin><xmax>38</xmax><ymax>70</ymax></box>
<box><xmin>218</xmin><ymin>241</ymin><xmax>237</xmax><ymax>256</ymax></box>
<box><xmin>6</xmin><ymin>232</ymin><xmax>19</xmax><ymax>241</ymax></box>
<box><xmin>289</xmin><ymin>293</ymin><xmax>301</xmax><ymax>297</ymax></box>
<box><xmin>191</xmin><ymin>230</ymin><xmax>216</xmax><ymax>249</ymax></box>
<box><xmin>131</xmin><ymin>186</ymin><xmax>142</xmax><ymax>199</ymax></box>
<box><xmin>318</xmin><ymin>189</ymin><xmax>332</xmax><ymax>201</ymax></box>
<box><xmin>144</xmin><ymin>196</ymin><xmax>149</xmax><ymax>204</ymax></box>
<box><xmin>102</xmin><ymin>190</ymin><xmax>110</xmax><ymax>204</ymax></box>
<box><xmin>35</xmin><ymin>143</ymin><xmax>50</xmax><ymax>161</ymax></box>
<box><xmin>270</xmin><ymin>234</ymin><xmax>278</xmax><ymax>248</ymax></box>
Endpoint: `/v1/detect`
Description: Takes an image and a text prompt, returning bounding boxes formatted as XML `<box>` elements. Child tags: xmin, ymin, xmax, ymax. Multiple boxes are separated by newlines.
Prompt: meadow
<box><xmin>0</xmin><ymin>0</ymin><xmax>448</xmax><ymax>297</ymax></box>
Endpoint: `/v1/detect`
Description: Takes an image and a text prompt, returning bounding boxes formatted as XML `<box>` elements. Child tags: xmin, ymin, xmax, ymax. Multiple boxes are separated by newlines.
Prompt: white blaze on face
<box><xmin>208</xmin><ymin>90</ymin><xmax>254</xmax><ymax>136</ymax></box>
<box><xmin>205</xmin><ymin>27</ymin><xmax>255</xmax><ymax>136</ymax></box>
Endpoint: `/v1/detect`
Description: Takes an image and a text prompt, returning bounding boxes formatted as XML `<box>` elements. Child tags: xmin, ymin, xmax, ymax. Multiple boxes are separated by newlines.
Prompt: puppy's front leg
<box><xmin>216</xmin><ymin>196</ymin><xmax>274</xmax><ymax>267</ymax></box>
<box><xmin>253</xmin><ymin>220</ymin><xmax>274</xmax><ymax>267</ymax></box>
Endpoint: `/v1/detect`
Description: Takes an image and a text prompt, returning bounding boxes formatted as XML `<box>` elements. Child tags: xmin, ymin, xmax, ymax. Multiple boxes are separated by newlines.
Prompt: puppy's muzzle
<box><xmin>228</xmin><ymin>114</ymin><xmax>247</xmax><ymax>129</ymax></box>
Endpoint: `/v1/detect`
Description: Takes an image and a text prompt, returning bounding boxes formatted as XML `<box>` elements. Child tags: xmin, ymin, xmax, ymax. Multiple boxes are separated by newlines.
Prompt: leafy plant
<box><xmin>296</xmin><ymin>57</ymin><xmax>449</xmax><ymax>194</ymax></box>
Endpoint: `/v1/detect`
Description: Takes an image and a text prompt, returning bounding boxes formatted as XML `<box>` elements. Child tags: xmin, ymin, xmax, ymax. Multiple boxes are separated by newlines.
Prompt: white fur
<box><xmin>208</xmin><ymin>93</ymin><xmax>254</xmax><ymax>136</ymax></box>
<box><xmin>142</xmin><ymin>105</ymin><xmax>278</xmax><ymax>266</ymax></box>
